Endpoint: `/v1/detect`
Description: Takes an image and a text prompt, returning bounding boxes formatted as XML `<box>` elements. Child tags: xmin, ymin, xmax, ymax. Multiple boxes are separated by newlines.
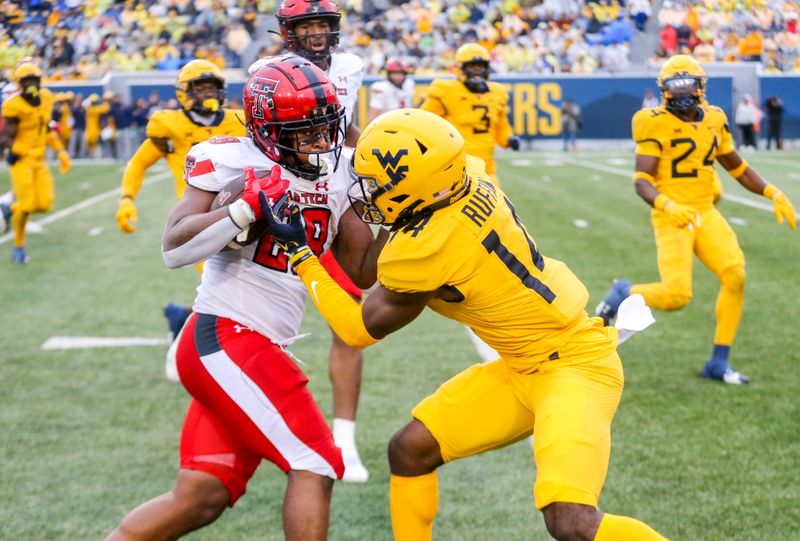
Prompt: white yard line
<box><xmin>555</xmin><ymin>155</ymin><xmax>789</xmax><ymax>215</ymax></box>
<box><xmin>0</xmin><ymin>171</ymin><xmax>170</xmax><ymax>245</ymax></box>
<box><xmin>42</xmin><ymin>336</ymin><xmax>170</xmax><ymax>350</ymax></box>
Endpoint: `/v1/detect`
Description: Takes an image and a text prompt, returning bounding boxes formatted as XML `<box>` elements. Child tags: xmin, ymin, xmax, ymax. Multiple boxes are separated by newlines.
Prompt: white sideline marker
<box><xmin>510</xmin><ymin>159</ymin><xmax>533</xmax><ymax>167</ymax></box>
<box><xmin>42</xmin><ymin>336</ymin><xmax>170</xmax><ymax>350</ymax></box>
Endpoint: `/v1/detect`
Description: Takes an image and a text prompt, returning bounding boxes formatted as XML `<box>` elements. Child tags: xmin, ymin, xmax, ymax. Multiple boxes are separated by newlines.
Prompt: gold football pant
<box><xmin>413</xmin><ymin>353</ymin><xmax>623</xmax><ymax>509</ymax></box>
<box><xmin>631</xmin><ymin>207</ymin><xmax>745</xmax><ymax>345</ymax></box>
<box><xmin>9</xmin><ymin>156</ymin><xmax>54</xmax><ymax>247</ymax></box>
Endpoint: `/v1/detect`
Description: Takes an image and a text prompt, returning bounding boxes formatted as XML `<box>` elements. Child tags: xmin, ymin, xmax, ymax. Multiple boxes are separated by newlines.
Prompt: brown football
<box><xmin>209</xmin><ymin>177</ymin><xmax>268</xmax><ymax>247</ymax></box>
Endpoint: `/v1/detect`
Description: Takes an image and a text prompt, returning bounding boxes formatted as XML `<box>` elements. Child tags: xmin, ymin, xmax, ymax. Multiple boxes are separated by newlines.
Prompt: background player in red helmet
<box><xmin>251</xmin><ymin>0</ymin><xmax>371</xmax><ymax>482</ymax></box>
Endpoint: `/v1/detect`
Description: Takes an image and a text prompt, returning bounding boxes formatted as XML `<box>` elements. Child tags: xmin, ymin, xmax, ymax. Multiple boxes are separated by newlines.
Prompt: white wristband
<box><xmin>228</xmin><ymin>199</ymin><xmax>255</xmax><ymax>230</ymax></box>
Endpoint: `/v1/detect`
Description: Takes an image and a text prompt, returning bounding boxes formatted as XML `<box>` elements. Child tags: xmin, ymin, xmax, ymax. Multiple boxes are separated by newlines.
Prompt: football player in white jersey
<box><xmin>248</xmin><ymin>0</ymin><xmax>371</xmax><ymax>482</ymax></box>
<box><xmin>104</xmin><ymin>56</ymin><xmax>387</xmax><ymax>541</ymax></box>
<box><xmin>368</xmin><ymin>58</ymin><xmax>415</xmax><ymax>122</ymax></box>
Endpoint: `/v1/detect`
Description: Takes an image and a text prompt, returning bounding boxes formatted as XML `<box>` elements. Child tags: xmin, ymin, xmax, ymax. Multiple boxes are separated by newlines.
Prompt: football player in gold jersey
<box><xmin>0</xmin><ymin>61</ymin><xmax>71</xmax><ymax>264</ymax></box>
<box><xmin>115</xmin><ymin>59</ymin><xmax>245</xmax><ymax>372</ymax></box>
<box><xmin>261</xmin><ymin>109</ymin><xmax>669</xmax><ymax>541</ymax></box>
<box><xmin>420</xmin><ymin>43</ymin><xmax>519</xmax><ymax>182</ymax></box>
<box><xmin>596</xmin><ymin>55</ymin><xmax>796</xmax><ymax>385</ymax></box>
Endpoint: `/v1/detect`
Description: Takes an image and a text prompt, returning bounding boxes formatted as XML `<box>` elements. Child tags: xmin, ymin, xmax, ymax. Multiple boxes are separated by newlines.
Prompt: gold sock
<box><xmin>631</xmin><ymin>283</ymin><xmax>690</xmax><ymax>311</ymax></box>
<box><xmin>12</xmin><ymin>209</ymin><xmax>28</xmax><ymax>248</ymax></box>
<box><xmin>390</xmin><ymin>472</ymin><xmax>439</xmax><ymax>541</ymax></box>
<box><xmin>595</xmin><ymin>513</ymin><xmax>669</xmax><ymax>541</ymax></box>
<box><xmin>714</xmin><ymin>266</ymin><xmax>745</xmax><ymax>345</ymax></box>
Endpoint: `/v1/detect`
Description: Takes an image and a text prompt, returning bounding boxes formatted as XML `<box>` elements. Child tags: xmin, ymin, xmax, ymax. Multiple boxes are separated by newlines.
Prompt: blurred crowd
<box><xmin>0</xmin><ymin>0</ymin><xmax>641</xmax><ymax>80</ymax></box>
<box><xmin>652</xmin><ymin>0</ymin><xmax>800</xmax><ymax>71</ymax></box>
<box><xmin>0</xmin><ymin>0</ymin><xmax>266</xmax><ymax>79</ymax></box>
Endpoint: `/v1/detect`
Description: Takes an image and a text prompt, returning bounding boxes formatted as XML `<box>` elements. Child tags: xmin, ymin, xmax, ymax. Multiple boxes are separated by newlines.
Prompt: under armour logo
<box><xmin>233</xmin><ymin>324</ymin><xmax>252</xmax><ymax>333</ymax></box>
<box><xmin>372</xmin><ymin>148</ymin><xmax>408</xmax><ymax>185</ymax></box>
<box><xmin>249</xmin><ymin>76</ymin><xmax>280</xmax><ymax>120</ymax></box>
<box><xmin>315</xmin><ymin>181</ymin><xmax>329</xmax><ymax>192</ymax></box>
<box><xmin>338</xmin><ymin>76</ymin><xmax>348</xmax><ymax>83</ymax></box>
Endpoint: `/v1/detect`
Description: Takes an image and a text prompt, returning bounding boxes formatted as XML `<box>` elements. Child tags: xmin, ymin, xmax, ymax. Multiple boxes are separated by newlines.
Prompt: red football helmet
<box><xmin>385</xmin><ymin>58</ymin><xmax>409</xmax><ymax>74</ymax></box>
<box><xmin>277</xmin><ymin>0</ymin><xmax>341</xmax><ymax>63</ymax></box>
<box><xmin>243</xmin><ymin>55</ymin><xmax>345</xmax><ymax>180</ymax></box>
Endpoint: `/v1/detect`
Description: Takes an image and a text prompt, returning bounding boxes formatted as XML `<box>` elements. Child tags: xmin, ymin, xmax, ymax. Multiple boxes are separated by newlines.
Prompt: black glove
<box><xmin>7</xmin><ymin>152</ymin><xmax>20</xmax><ymax>166</ymax></box>
<box><xmin>260</xmin><ymin>192</ymin><xmax>308</xmax><ymax>255</ymax></box>
<box><xmin>507</xmin><ymin>135</ymin><xmax>521</xmax><ymax>151</ymax></box>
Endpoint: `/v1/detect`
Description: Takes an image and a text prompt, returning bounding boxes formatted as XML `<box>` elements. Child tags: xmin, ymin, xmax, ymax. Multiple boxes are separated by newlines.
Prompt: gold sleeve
<box><xmin>632</xmin><ymin>110</ymin><xmax>662</xmax><ymax>157</ymax></box>
<box><xmin>294</xmin><ymin>255</ymin><xmax>379</xmax><ymax>349</ymax></box>
<box><xmin>121</xmin><ymin>138</ymin><xmax>166</xmax><ymax>199</ymax></box>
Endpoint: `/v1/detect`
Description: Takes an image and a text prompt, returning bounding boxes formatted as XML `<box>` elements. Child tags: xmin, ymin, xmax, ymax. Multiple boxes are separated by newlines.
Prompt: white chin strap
<box><xmin>310</xmin><ymin>155</ymin><xmax>332</xmax><ymax>177</ymax></box>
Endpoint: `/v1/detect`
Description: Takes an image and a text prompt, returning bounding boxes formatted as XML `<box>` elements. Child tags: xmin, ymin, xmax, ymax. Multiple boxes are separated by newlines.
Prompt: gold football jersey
<box><xmin>1</xmin><ymin>88</ymin><xmax>54</xmax><ymax>159</ymax></box>
<box><xmin>146</xmin><ymin>108</ymin><xmax>246</xmax><ymax>192</ymax></box>
<box><xmin>378</xmin><ymin>157</ymin><xmax>615</xmax><ymax>373</ymax></box>
<box><xmin>420</xmin><ymin>80</ymin><xmax>513</xmax><ymax>175</ymax></box>
<box><xmin>632</xmin><ymin>105</ymin><xmax>735</xmax><ymax>211</ymax></box>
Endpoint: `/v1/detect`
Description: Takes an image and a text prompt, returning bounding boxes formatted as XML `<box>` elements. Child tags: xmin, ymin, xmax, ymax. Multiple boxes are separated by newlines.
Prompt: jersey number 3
<box><xmin>472</xmin><ymin>105</ymin><xmax>491</xmax><ymax>134</ymax></box>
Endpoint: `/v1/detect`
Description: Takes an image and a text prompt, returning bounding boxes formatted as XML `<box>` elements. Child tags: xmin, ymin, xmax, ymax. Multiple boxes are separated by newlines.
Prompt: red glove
<box><xmin>242</xmin><ymin>165</ymin><xmax>289</xmax><ymax>221</ymax></box>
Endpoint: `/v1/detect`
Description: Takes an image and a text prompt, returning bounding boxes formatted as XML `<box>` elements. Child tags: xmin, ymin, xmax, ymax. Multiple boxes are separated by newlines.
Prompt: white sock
<box><xmin>333</xmin><ymin>418</ymin><xmax>357</xmax><ymax>452</ymax></box>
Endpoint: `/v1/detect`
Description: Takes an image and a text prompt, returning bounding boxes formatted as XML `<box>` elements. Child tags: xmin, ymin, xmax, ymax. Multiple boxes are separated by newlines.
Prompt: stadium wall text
<box><xmin>48</xmin><ymin>75</ymin><xmax>738</xmax><ymax>140</ymax></box>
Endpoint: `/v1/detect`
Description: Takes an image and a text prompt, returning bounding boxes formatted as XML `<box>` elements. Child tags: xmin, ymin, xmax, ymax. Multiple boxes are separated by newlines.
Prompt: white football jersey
<box><xmin>326</xmin><ymin>52</ymin><xmax>364</xmax><ymax>127</ymax></box>
<box><xmin>368</xmin><ymin>78</ymin><xmax>415</xmax><ymax>114</ymax></box>
<box><xmin>185</xmin><ymin>136</ymin><xmax>353</xmax><ymax>345</ymax></box>
<box><xmin>247</xmin><ymin>52</ymin><xmax>364</xmax><ymax>128</ymax></box>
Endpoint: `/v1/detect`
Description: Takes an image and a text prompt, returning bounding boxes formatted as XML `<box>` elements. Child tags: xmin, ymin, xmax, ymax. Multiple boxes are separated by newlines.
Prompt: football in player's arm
<box><xmin>104</xmin><ymin>56</ymin><xmax>387</xmax><ymax>541</ymax></box>
<box><xmin>262</xmin><ymin>108</ymin><xmax>669</xmax><ymax>541</ymax></box>
<box><xmin>420</xmin><ymin>43</ymin><xmax>520</xmax><ymax>182</ymax></box>
<box><xmin>596</xmin><ymin>55</ymin><xmax>795</xmax><ymax>385</ymax></box>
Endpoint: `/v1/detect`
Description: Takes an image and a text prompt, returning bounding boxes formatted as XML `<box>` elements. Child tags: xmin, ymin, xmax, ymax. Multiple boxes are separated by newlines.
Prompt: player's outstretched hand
<box><xmin>116</xmin><ymin>198</ymin><xmax>138</xmax><ymax>233</ymax></box>
<box><xmin>58</xmin><ymin>150</ymin><xmax>71</xmax><ymax>174</ymax></box>
<box><xmin>260</xmin><ymin>192</ymin><xmax>308</xmax><ymax>254</ymax></box>
<box><xmin>770</xmin><ymin>189</ymin><xmax>796</xmax><ymax>230</ymax></box>
<box><xmin>507</xmin><ymin>135</ymin><xmax>521</xmax><ymax>151</ymax></box>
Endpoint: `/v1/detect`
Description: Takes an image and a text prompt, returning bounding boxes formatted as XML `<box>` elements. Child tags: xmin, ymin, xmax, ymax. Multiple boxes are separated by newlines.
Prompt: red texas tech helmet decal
<box><xmin>248</xmin><ymin>76</ymin><xmax>281</xmax><ymax>120</ymax></box>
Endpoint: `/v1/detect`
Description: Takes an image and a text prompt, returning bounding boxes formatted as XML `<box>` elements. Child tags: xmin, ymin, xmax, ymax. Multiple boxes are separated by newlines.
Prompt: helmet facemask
<box><xmin>661</xmin><ymin>75</ymin><xmax>703</xmax><ymax>115</ymax></box>
<box><xmin>461</xmin><ymin>61</ymin><xmax>490</xmax><ymax>93</ymax></box>
<box><xmin>188</xmin><ymin>77</ymin><xmax>226</xmax><ymax>115</ymax></box>
<box><xmin>250</xmin><ymin>103</ymin><xmax>345</xmax><ymax>180</ymax></box>
<box><xmin>286</xmin><ymin>17</ymin><xmax>340</xmax><ymax>64</ymax></box>
<box><xmin>19</xmin><ymin>76</ymin><xmax>41</xmax><ymax>106</ymax></box>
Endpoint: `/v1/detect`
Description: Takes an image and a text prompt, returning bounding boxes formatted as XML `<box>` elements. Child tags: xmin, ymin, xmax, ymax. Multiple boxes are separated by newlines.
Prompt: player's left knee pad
<box><xmin>720</xmin><ymin>265</ymin><xmax>746</xmax><ymax>292</ymax></box>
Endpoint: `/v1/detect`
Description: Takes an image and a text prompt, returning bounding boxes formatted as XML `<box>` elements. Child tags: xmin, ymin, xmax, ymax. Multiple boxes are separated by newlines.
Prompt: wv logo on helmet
<box><xmin>372</xmin><ymin>149</ymin><xmax>408</xmax><ymax>185</ymax></box>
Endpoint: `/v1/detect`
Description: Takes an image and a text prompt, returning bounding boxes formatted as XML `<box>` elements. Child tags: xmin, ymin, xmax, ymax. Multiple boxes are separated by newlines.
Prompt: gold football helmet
<box><xmin>175</xmin><ymin>59</ymin><xmax>226</xmax><ymax>114</ymax></box>
<box><xmin>455</xmin><ymin>43</ymin><xmax>491</xmax><ymax>93</ymax></box>
<box><xmin>13</xmin><ymin>61</ymin><xmax>43</xmax><ymax>81</ymax></box>
<box><xmin>349</xmin><ymin>109</ymin><xmax>468</xmax><ymax>227</ymax></box>
<box><xmin>657</xmin><ymin>55</ymin><xmax>706</xmax><ymax>114</ymax></box>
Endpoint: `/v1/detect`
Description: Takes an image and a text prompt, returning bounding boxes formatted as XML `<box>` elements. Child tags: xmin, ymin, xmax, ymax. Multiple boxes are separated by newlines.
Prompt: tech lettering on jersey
<box><xmin>461</xmin><ymin>178</ymin><xmax>497</xmax><ymax>227</ymax></box>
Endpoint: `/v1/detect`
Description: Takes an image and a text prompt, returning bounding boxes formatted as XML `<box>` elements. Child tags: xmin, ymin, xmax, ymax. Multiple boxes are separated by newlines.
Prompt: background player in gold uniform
<box><xmin>420</xmin><ymin>43</ymin><xmax>520</xmax><ymax>183</ymax></box>
<box><xmin>261</xmin><ymin>109</ymin><xmax>668</xmax><ymax>541</ymax></box>
<box><xmin>0</xmin><ymin>62</ymin><xmax>71</xmax><ymax>264</ymax></box>
<box><xmin>596</xmin><ymin>55</ymin><xmax>796</xmax><ymax>385</ymax></box>
<box><xmin>115</xmin><ymin>59</ymin><xmax>245</xmax><ymax>376</ymax></box>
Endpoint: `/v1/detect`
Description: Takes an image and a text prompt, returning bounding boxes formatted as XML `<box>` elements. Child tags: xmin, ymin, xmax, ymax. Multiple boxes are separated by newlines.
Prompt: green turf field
<box><xmin>0</xmin><ymin>151</ymin><xmax>798</xmax><ymax>540</ymax></box>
